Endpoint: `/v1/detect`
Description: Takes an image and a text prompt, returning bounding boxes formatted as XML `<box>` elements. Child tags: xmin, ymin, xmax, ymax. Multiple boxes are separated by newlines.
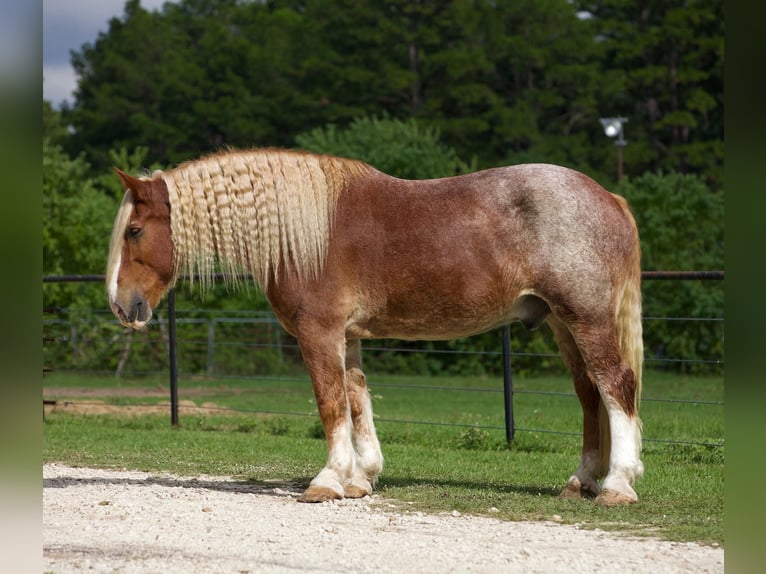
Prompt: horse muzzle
<box><xmin>110</xmin><ymin>292</ymin><xmax>153</xmax><ymax>329</ymax></box>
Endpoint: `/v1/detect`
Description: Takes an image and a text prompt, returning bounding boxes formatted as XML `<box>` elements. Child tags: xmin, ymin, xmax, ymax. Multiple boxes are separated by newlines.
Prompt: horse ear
<box><xmin>114</xmin><ymin>167</ymin><xmax>151</xmax><ymax>201</ymax></box>
<box><xmin>114</xmin><ymin>167</ymin><xmax>138</xmax><ymax>189</ymax></box>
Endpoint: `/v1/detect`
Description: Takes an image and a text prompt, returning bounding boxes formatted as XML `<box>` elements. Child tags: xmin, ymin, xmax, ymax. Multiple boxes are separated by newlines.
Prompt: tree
<box><xmin>420</xmin><ymin>0</ymin><xmax>606</xmax><ymax>172</ymax></box>
<box><xmin>64</xmin><ymin>0</ymin><xmax>206</xmax><ymax>168</ymax></box>
<box><xmin>42</xmin><ymin>139</ymin><xmax>113</xmax><ymax>312</ymax></box>
<box><xmin>62</xmin><ymin>0</ymin><xmax>722</xmax><ymax>191</ymax></box>
<box><xmin>619</xmin><ymin>172</ymin><xmax>724</xmax><ymax>371</ymax></box>
<box><xmin>295</xmin><ymin>114</ymin><xmax>474</xmax><ymax>178</ymax></box>
<box><xmin>43</xmin><ymin>100</ymin><xmax>69</xmax><ymax>146</ymax></box>
<box><xmin>52</xmin><ymin>0</ymin><xmax>724</xmax><ymax>374</ymax></box>
<box><xmin>64</xmin><ymin>0</ymin><xmax>333</xmax><ymax>170</ymax></box>
<box><xmin>579</xmin><ymin>0</ymin><xmax>724</xmax><ymax>188</ymax></box>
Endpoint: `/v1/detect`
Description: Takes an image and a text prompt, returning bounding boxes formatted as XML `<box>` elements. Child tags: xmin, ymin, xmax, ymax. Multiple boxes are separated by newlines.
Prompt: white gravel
<box><xmin>43</xmin><ymin>463</ymin><xmax>723</xmax><ymax>573</ymax></box>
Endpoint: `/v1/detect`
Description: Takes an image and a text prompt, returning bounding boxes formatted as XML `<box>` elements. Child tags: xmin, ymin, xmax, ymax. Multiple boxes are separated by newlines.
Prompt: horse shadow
<box><xmin>44</xmin><ymin>471</ymin><xmax>560</xmax><ymax>499</ymax></box>
<box><xmin>378</xmin><ymin>476</ymin><xmax>561</xmax><ymax>498</ymax></box>
<box><xmin>43</xmin><ymin>472</ymin><xmax>306</xmax><ymax>497</ymax></box>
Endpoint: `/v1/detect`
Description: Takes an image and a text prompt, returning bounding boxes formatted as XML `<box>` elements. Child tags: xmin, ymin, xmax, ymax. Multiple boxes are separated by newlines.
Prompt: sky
<box><xmin>43</xmin><ymin>0</ymin><xmax>174</xmax><ymax>107</ymax></box>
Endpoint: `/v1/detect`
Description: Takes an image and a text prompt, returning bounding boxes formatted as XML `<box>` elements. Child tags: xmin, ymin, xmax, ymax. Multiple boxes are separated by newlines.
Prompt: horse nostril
<box><xmin>111</xmin><ymin>302</ymin><xmax>126</xmax><ymax>321</ymax></box>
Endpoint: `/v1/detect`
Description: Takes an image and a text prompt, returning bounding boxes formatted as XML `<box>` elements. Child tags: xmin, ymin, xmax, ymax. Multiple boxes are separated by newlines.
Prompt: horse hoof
<box><xmin>594</xmin><ymin>488</ymin><xmax>637</xmax><ymax>506</ymax></box>
<box><xmin>558</xmin><ymin>485</ymin><xmax>598</xmax><ymax>501</ymax></box>
<box><xmin>558</xmin><ymin>483</ymin><xmax>582</xmax><ymax>500</ymax></box>
<box><xmin>344</xmin><ymin>484</ymin><xmax>371</xmax><ymax>499</ymax></box>
<box><xmin>297</xmin><ymin>486</ymin><xmax>343</xmax><ymax>503</ymax></box>
<box><xmin>559</xmin><ymin>478</ymin><xmax>599</xmax><ymax>500</ymax></box>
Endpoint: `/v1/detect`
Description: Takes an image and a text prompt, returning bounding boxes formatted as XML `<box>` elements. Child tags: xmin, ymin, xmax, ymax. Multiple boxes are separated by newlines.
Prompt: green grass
<box><xmin>43</xmin><ymin>370</ymin><xmax>723</xmax><ymax>545</ymax></box>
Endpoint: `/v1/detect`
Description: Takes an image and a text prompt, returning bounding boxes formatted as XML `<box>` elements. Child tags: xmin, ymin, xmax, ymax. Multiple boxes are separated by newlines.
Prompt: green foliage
<box><xmin>458</xmin><ymin>426</ymin><xmax>490</xmax><ymax>450</ymax></box>
<box><xmin>235</xmin><ymin>420</ymin><xmax>258</xmax><ymax>433</ymax></box>
<box><xmin>44</xmin><ymin>1</ymin><xmax>724</xmax><ymax>376</ymax></box>
<box><xmin>65</xmin><ymin>0</ymin><xmax>211</xmax><ymax>169</ymax></box>
<box><xmin>42</xmin><ymin>105</ymin><xmax>161</xmax><ymax>312</ymax></box>
<box><xmin>362</xmin><ymin>328</ymin><xmax>562</xmax><ymax>379</ymax></box>
<box><xmin>43</xmin><ymin>100</ymin><xmax>69</xmax><ymax>146</ymax></box>
<box><xmin>580</xmin><ymin>0</ymin><xmax>724</xmax><ymax>189</ymax></box>
<box><xmin>620</xmin><ymin>172</ymin><xmax>723</xmax><ymax>270</ymax></box>
<box><xmin>43</xmin><ymin>305</ymin><xmax>303</xmax><ymax>378</ymax></box>
<box><xmin>58</xmin><ymin>0</ymin><xmax>722</xmax><ymax>187</ymax></box>
<box><xmin>619</xmin><ymin>172</ymin><xmax>724</xmax><ymax>371</ymax></box>
<box><xmin>306</xmin><ymin>419</ymin><xmax>325</xmax><ymax>440</ymax></box>
<box><xmin>42</xmin><ymin>140</ymin><xmax>114</xmax><ymax>310</ymax></box>
<box><xmin>296</xmin><ymin>115</ymin><xmax>475</xmax><ymax>178</ymax></box>
<box><xmin>265</xmin><ymin>417</ymin><xmax>291</xmax><ymax>437</ymax></box>
<box><xmin>424</xmin><ymin>0</ymin><xmax>606</xmax><ymax>171</ymax></box>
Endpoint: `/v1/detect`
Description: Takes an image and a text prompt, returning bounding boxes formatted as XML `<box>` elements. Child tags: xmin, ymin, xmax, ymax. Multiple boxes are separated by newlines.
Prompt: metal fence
<box><xmin>43</xmin><ymin>272</ymin><xmax>723</xmax><ymax>447</ymax></box>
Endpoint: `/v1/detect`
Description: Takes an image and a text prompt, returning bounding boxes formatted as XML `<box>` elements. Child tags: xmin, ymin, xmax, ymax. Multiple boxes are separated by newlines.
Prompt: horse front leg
<box><xmin>344</xmin><ymin>339</ymin><xmax>383</xmax><ymax>497</ymax></box>
<box><xmin>297</xmin><ymin>329</ymin><xmax>355</xmax><ymax>503</ymax></box>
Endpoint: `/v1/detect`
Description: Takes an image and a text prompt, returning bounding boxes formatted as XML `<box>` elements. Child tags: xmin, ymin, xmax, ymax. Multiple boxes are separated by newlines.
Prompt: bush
<box><xmin>619</xmin><ymin>172</ymin><xmax>724</xmax><ymax>373</ymax></box>
<box><xmin>295</xmin><ymin>114</ymin><xmax>475</xmax><ymax>179</ymax></box>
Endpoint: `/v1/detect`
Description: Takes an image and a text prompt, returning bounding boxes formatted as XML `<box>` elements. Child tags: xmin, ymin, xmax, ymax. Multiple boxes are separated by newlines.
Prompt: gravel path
<box><xmin>43</xmin><ymin>463</ymin><xmax>723</xmax><ymax>573</ymax></box>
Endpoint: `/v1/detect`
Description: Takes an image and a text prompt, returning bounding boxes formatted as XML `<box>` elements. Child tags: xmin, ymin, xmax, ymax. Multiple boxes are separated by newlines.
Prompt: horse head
<box><xmin>106</xmin><ymin>169</ymin><xmax>174</xmax><ymax>329</ymax></box>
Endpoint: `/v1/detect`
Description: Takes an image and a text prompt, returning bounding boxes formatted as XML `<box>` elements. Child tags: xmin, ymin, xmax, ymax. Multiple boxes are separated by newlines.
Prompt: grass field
<box><xmin>43</xmin><ymin>370</ymin><xmax>723</xmax><ymax>545</ymax></box>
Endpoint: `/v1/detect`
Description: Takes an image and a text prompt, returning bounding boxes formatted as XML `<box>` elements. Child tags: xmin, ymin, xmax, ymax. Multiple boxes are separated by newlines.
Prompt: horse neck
<box><xmin>163</xmin><ymin>149</ymin><xmax>360</xmax><ymax>290</ymax></box>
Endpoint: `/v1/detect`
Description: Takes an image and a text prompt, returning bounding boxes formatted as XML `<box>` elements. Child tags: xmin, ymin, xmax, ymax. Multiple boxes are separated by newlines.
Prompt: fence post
<box><xmin>206</xmin><ymin>318</ymin><xmax>216</xmax><ymax>376</ymax></box>
<box><xmin>168</xmin><ymin>289</ymin><xmax>179</xmax><ymax>427</ymax></box>
<box><xmin>502</xmin><ymin>324</ymin><xmax>515</xmax><ymax>442</ymax></box>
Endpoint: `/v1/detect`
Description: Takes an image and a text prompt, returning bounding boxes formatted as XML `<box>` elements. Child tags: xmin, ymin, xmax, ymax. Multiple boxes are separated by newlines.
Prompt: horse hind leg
<box><xmin>547</xmin><ymin>316</ymin><xmax>604</xmax><ymax>500</ymax></box>
<box><xmin>572</xmin><ymin>325</ymin><xmax>644</xmax><ymax>506</ymax></box>
<box><xmin>343</xmin><ymin>339</ymin><xmax>384</xmax><ymax>498</ymax></box>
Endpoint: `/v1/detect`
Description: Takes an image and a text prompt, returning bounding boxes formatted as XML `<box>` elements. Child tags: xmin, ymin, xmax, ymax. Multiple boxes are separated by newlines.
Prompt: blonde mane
<box><xmin>105</xmin><ymin>189</ymin><xmax>135</xmax><ymax>301</ymax></box>
<box><xmin>159</xmin><ymin>148</ymin><xmax>370</xmax><ymax>290</ymax></box>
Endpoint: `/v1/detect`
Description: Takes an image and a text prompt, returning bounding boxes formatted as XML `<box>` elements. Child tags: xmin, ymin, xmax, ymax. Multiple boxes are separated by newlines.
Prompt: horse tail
<box><xmin>599</xmin><ymin>193</ymin><xmax>644</xmax><ymax>475</ymax></box>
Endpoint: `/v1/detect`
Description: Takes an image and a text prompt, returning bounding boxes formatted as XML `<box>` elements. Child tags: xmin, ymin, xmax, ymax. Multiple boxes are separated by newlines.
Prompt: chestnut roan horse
<box><xmin>107</xmin><ymin>148</ymin><xmax>644</xmax><ymax>505</ymax></box>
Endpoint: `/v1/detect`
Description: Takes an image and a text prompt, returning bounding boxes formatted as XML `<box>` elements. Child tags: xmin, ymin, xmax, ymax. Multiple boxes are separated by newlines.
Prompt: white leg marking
<box><xmin>601</xmin><ymin>404</ymin><xmax>643</xmax><ymax>498</ymax></box>
<box><xmin>309</xmin><ymin>408</ymin><xmax>355</xmax><ymax>497</ymax></box>
<box><xmin>350</xmin><ymin>389</ymin><xmax>383</xmax><ymax>491</ymax></box>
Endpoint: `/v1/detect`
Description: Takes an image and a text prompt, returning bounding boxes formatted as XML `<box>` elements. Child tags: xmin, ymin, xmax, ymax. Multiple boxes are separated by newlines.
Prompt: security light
<box><xmin>599</xmin><ymin>117</ymin><xmax>628</xmax><ymax>182</ymax></box>
<box><xmin>599</xmin><ymin>117</ymin><xmax>628</xmax><ymax>146</ymax></box>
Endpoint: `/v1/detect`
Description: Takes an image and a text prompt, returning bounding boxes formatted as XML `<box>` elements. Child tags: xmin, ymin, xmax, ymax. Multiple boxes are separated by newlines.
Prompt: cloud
<box><xmin>44</xmin><ymin>0</ymin><xmax>173</xmax><ymax>62</ymax></box>
<box><xmin>43</xmin><ymin>64</ymin><xmax>77</xmax><ymax>107</ymax></box>
<box><xmin>44</xmin><ymin>0</ymin><xmax>170</xmax><ymax>30</ymax></box>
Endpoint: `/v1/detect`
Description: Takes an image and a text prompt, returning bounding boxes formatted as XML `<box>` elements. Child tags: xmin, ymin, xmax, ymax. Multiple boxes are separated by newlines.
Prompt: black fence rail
<box><xmin>43</xmin><ymin>271</ymin><xmax>724</xmax><ymax>446</ymax></box>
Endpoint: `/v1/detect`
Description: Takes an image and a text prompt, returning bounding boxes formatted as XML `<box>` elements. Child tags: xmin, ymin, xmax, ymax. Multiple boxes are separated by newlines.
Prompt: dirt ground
<box><xmin>43</xmin><ymin>463</ymin><xmax>723</xmax><ymax>573</ymax></box>
<box><xmin>43</xmin><ymin>398</ymin><xmax>229</xmax><ymax>417</ymax></box>
<box><xmin>43</xmin><ymin>384</ymin><xmax>238</xmax><ymax>417</ymax></box>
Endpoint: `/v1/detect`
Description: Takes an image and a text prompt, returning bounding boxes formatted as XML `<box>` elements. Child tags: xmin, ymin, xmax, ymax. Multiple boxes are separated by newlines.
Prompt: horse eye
<box><xmin>128</xmin><ymin>227</ymin><xmax>143</xmax><ymax>239</ymax></box>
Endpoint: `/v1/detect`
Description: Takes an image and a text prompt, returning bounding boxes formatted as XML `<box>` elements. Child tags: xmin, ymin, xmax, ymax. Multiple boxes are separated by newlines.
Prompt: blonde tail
<box><xmin>599</xmin><ymin>194</ymin><xmax>644</xmax><ymax>476</ymax></box>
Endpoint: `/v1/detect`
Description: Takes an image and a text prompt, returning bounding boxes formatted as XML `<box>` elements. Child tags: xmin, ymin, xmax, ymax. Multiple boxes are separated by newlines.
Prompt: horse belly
<box><xmin>346</xmin><ymin>271</ymin><xmax>540</xmax><ymax>341</ymax></box>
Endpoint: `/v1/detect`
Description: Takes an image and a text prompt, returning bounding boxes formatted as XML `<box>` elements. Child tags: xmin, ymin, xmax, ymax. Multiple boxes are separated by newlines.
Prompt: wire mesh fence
<box><xmin>43</xmin><ymin>273</ymin><xmax>723</xmax><ymax>449</ymax></box>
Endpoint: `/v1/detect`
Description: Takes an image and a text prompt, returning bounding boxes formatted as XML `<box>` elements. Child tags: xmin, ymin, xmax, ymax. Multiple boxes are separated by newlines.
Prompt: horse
<box><xmin>106</xmin><ymin>147</ymin><xmax>644</xmax><ymax>506</ymax></box>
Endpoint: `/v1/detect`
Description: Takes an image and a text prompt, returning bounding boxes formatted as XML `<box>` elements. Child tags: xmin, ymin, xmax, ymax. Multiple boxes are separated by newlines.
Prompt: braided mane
<box><xmin>159</xmin><ymin>148</ymin><xmax>370</xmax><ymax>290</ymax></box>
